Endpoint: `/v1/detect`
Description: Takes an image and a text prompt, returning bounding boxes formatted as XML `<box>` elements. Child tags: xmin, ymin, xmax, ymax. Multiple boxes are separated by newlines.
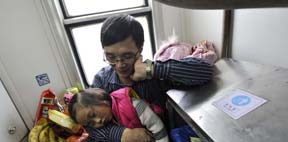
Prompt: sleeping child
<box><xmin>68</xmin><ymin>87</ymin><xmax>169</xmax><ymax>142</ymax></box>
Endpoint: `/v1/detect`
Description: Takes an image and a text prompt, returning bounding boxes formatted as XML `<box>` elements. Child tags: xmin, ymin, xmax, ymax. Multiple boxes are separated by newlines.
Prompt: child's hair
<box><xmin>68</xmin><ymin>88</ymin><xmax>112</xmax><ymax>123</ymax></box>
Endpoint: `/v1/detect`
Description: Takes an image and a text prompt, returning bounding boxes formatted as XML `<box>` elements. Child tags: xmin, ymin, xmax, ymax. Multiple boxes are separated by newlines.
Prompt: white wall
<box><xmin>0</xmin><ymin>0</ymin><xmax>74</xmax><ymax>129</ymax></box>
<box><xmin>152</xmin><ymin>1</ymin><xmax>186</xmax><ymax>46</ymax></box>
<box><xmin>182</xmin><ymin>10</ymin><xmax>224</xmax><ymax>57</ymax></box>
<box><xmin>152</xmin><ymin>1</ymin><xmax>224</xmax><ymax>57</ymax></box>
<box><xmin>232</xmin><ymin>8</ymin><xmax>288</xmax><ymax>68</ymax></box>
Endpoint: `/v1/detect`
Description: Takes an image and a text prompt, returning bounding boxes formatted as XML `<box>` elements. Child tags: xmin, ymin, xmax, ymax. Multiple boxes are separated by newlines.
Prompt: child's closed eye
<box><xmin>88</xmin><ymin>112</ymin><xmax>97</xmax><ymax>118</ymax></box>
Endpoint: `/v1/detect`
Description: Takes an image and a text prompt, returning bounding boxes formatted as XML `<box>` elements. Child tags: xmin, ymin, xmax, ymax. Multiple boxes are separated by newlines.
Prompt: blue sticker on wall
<box><xmin>36</xmin><ymin>73</ymin><xmax>50</xmax><ymax>86</ymax></box>
<box><xmin>232</xmin><ymin>95</ymin><xmax>251</xmax><ymax>106</ymax></box>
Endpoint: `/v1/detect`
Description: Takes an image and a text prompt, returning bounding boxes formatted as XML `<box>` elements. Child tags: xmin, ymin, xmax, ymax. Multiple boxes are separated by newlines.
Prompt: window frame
<box><xmin>58</xmin><ymin>0</ymin><xmax>156</xmax><ymax>88</ymax></box>
<box><xmin>59</xmin><ymin>0</ymin><xmax>149</xmax><ymax>18</ymax></box>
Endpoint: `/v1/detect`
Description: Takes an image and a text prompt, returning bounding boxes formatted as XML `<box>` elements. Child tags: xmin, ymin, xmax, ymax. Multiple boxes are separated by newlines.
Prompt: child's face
<box><xmin>75</xmin><ymin>103</ymin><xmax>113</xmax><ymax>128</ymax></box>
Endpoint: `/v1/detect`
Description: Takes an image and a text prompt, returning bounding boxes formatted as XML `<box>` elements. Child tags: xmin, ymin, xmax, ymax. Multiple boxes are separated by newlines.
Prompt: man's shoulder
<box><xmin>92</xmin><ymin>66</ymin><xmax>115</xmax><ymax>88</ymax></box>
<box><xmin>96</xmin><ymin>66</ymin><xmax>114</xmax><ymax>76</ymax></box>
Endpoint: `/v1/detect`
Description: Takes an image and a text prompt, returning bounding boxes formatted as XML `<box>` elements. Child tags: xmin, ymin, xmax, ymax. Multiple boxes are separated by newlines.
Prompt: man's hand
<box><xmin>130</xmin><ymin>56</ymin><xmax>146</xmax><ymax>81</ymax></box>
<box><xmin>121</xmin><ymin>128</ymin><xmax>155</xmax><ymax>142</ymax></box>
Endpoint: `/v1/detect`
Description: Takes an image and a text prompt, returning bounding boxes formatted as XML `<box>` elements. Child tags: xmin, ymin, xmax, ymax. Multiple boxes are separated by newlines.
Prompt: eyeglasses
<box><xmin>103</xmin><ymin>50</ymin><xmax>140</xmax><ymax>65</ymax></box>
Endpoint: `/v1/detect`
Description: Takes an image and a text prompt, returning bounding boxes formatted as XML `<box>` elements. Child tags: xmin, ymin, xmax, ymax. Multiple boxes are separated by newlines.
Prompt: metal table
<box><xmin>167</xmin><ymin>58</ymin><xmax>288</xmax><ymax>142</ymax></box>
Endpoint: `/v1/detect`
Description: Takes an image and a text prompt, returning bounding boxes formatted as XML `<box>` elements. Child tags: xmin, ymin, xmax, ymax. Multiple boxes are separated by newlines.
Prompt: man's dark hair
<box><xmin>100</xmin><ymin>14</ymin><xmax>144</xmax><ymax>49</ymax></box>
<box><xmin>68</xmin><ymin>88</ymin><xmax>112</xmax><ymax>123</ymax></box>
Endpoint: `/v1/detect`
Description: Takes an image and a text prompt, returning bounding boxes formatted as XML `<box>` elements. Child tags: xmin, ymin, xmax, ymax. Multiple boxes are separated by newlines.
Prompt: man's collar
<box><xmin>107</xmin><ymin>70</ymin><xmax>121</xmax><ymax>84</ymax></box>
<box><xmin>107</xmin><ymin>70</ymin><xmax>134</xmax><ymax>87</ymax></box>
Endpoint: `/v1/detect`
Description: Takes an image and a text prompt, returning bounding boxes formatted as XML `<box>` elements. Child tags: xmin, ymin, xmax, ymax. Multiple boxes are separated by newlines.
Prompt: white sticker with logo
<box><xmin>213</xmin><ymin>89</ymin><xmax>267</xmax><ymax>119</ymax></box>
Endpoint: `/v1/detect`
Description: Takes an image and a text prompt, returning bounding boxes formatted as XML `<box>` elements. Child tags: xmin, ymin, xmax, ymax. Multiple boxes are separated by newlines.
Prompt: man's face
<box><xmin>103</xmin><ymin>36</ymin><xmax>140</xmax><ymax>79</ymax></box>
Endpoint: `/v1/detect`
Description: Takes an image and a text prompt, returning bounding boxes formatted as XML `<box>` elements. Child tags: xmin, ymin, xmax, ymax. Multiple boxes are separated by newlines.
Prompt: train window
<box><xmin>62</xmin><ymin>0</ymin><xmax>146</xmax><ymax>17</ymax></box>
<box><xmin>59</xmin><ymin>0</ymin><xmax>155</xmax><ymax>87</ymax></box>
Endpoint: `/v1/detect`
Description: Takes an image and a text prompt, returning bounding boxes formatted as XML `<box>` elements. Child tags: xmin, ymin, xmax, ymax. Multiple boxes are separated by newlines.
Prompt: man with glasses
<box><xmin>89</xmin><ymin>14</ymin><xmax>214</xmax><ymax>142</ymax></box>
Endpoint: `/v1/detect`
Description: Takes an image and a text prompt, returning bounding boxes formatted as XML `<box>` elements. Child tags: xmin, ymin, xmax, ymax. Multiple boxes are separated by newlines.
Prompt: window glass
<box><xmin>63</xmin><ymin>0</ymin><xmax>146</xmax><ymax>17</ymax></box>
<box><xmin>71</xmin><ymin>16</ymin><xmax>152</xmax><ymax>85</ymax></box>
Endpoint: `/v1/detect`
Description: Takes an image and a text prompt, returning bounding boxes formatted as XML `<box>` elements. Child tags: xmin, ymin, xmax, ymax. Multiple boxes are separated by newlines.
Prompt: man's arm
<box><xmin>131</xmin><ymin>57</ymin><xmax>213</xmax><ymax>85</ymax></box>
<box><xmin>122</xmin><ymin>128</ymin><xmax>155</xmax><ymax>142</ymax></box>
<box><xmin>85</xmin><ymin>123</ymin><xmax>153</xmax><ymax>142</ymax></box>
<box><xmin>154</xmin><ymin>57</ymin><xmax>213</xmax><ymax>85</ymax></box>
<box><xmin>85</xmin><ymin>123</ymin><xmax>124</xmax><ymax>142</ymax></box>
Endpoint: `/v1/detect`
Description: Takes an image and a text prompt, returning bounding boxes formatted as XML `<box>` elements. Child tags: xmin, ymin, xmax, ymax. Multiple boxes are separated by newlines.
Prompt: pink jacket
<box><xmin>154</xmin><ymin>40</ymin><xmax>217</xmax><ymax>65</ymax></box>
<box><xmin>110</xmin><ymin>87</ymin><xmax>142</xmax><ymax>128</ymax></box>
